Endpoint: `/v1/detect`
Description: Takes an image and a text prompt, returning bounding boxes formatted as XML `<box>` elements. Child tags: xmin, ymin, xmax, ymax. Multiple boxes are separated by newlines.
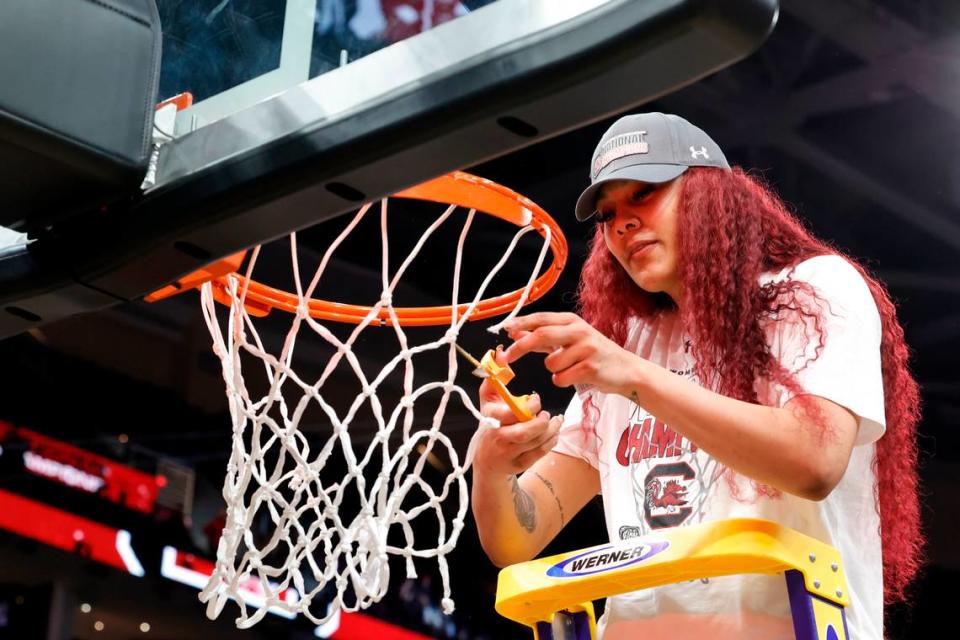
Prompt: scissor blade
<box><xmin>454</xmin><ymin>344</ymin><xmax>489</xmax><ymax>379</ymax></box>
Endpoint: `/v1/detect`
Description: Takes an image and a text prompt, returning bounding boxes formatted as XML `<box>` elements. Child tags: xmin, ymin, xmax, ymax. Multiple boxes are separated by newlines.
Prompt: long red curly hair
<box><xmin>576</xmin><ymin>166</ymin><xmax>922</xmax><ymax>605</ymax></box>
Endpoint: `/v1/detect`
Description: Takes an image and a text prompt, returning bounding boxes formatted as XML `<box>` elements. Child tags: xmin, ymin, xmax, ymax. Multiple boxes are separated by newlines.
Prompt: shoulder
<box><xmin>765</xmin><ymin>255</ymin><xmax>877</xmax><ymax>315</ymax></box>
<box><xmin>762</xmin><ymin>254</ymin><xmax>862</xmax><ymax>287</ymax></box>
<box><xmin>763</xmin><ymin>255</ymin><xmax>882</xmax><ymax>343</ymax></box>
<box><xmin>791</xmin><ymin>254</ymin><xmax>868</xmax><ymax>290</ymax></box>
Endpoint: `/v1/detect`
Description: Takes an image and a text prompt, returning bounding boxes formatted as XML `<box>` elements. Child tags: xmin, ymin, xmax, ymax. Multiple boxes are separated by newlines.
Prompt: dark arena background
<box><xmin>1</xmin><ymin>0</ymin><xmax>958</xmax><ymax>638</ymax></box>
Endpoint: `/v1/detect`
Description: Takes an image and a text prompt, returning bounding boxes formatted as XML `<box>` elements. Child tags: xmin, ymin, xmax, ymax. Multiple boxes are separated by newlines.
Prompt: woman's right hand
<box><xmin>469</xmin><ymin>351</ymin><xmax>593</xmax><ymax>567</ymax></box>
<box><xmin>473</xmin><ymin>376</ymin><xmax>563</xmax><ymax>476</ymax></box>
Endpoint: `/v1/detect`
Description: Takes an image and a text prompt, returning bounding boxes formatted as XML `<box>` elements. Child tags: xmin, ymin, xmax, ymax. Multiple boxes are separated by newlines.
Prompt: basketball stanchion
<box><xmin>495</xmin><ymin>518</ymin><xmax>850</xmax><ymax>640</ymax></box>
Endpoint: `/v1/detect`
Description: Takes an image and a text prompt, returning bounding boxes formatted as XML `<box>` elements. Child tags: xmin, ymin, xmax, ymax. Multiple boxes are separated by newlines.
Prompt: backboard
<box><xmin>0</xmin><ymin>0</ymin><xmax>778</xmax><ymax>339</ymax></box>
<box><xmin>159</xmin><ymin>0</ymin><xmax>496</xmax><ymax>137</ymax></box>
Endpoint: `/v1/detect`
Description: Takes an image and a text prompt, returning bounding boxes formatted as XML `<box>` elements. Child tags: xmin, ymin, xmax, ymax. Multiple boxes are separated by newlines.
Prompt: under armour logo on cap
<box><xmin>690</xmin><ymin>146</ymin><xmax>709</xmax><ymax>160</ymax></box>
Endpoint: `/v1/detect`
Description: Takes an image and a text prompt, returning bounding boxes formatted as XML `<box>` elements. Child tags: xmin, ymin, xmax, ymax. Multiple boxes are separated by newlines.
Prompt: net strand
<box><xmin>198</xmin><ymin>197</ymin><xmax>551</xmax><ymax>628</ymax></box>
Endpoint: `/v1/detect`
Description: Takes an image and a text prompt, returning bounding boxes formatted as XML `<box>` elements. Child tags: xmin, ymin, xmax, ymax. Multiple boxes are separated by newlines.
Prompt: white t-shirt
<box><xmin>553</xmin><ymin>255</ymin><xmax>886</xmax><ymax>640</ymax></box>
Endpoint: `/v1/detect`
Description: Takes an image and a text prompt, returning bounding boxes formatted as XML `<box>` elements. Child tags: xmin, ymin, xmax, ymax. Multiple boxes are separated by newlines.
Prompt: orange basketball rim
<box><xmin>146</xmin><ymin>171</ymin><xmax>568</xmax><ymax>326</ymax></box>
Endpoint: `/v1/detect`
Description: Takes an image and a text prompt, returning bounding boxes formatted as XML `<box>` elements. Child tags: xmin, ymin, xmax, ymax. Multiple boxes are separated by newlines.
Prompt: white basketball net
<box><xmin>197</xmin><ymin>197</ymin><xmax>552</xmax><ymax>628</ymax></box>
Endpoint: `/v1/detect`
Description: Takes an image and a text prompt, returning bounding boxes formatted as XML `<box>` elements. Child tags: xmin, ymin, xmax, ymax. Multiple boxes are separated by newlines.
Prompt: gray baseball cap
<box><xmin>575</xmin><ymin>112</ymin><xmax>730</xmax><ymax>221</ymax></box>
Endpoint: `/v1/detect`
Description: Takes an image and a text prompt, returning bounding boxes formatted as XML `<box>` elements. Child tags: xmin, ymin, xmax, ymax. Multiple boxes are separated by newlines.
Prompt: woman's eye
<box><xmin>630</xmin><ymin>186</ymin><xmax>654</xmax><ymax>203</ymax></box>
<box><xmin>595</xmin><ymin>210</ymin><xmax>614</xmax><ymax>224</ymax></box>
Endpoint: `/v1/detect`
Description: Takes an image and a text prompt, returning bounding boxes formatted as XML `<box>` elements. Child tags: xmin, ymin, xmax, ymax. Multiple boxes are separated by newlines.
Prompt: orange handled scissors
<box><xmin>455</xmin><ymin>344</ymin><xmax>535</xmax><ymax>422</ymax></box>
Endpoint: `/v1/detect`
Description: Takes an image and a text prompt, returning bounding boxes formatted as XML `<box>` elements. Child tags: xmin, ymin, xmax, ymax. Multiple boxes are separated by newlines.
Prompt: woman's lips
<box><xmin>628</xmin><ymin>240</ymin><xmax>656</xmax><ymax>259</ymax></box>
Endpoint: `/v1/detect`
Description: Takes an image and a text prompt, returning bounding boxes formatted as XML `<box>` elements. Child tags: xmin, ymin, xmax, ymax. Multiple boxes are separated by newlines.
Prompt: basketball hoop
<box><xmin>159</xmin><ymin>172</ymin><xmax>567</xmax><ymax>628</ymax></box>
<box><xmin>169</xmin><ymin>172</ymin><xmax>566</xmax><ymax>325</ymax></box>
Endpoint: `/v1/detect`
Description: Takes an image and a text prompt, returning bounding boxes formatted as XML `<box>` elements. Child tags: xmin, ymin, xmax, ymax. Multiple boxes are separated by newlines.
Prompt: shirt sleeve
<box><xmin>552</xmin><ymin>391</ymin><xmax>601</xmax><ymax>469</ymax></box>
<box><xmin>760</xmin><ymin>255</ymin><xmax>886</xmax><ymax>446</ymax></box>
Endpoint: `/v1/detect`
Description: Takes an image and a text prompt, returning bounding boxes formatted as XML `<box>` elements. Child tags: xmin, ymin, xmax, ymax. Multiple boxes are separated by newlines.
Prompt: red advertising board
<box><xmin>0</xmin><ymin>489</ymin><xmax>428</xmax><ymax>639</ymax></box>
<box><xmin>0</xmin><ymin>421</ymin><xmax>164</xmax><ymax>514</ymax></box>
<box><xmin>0</xmin><ymin>488</ymin><xmax>144</xmax><ymax>575</ymax></box>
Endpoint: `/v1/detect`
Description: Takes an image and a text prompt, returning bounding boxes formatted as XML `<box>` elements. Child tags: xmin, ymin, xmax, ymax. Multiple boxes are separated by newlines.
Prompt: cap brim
<box><xmin>574</xmin><ymin>164</ymin><xmax>688</xmax><ymax>221</ymax></box>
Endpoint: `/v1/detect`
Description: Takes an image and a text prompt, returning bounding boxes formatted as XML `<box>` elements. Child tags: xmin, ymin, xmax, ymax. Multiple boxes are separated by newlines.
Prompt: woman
<box><xmin>470</xmin><ymin>112</ymin><xmax>921</xmax><ymax>639</ymax></box>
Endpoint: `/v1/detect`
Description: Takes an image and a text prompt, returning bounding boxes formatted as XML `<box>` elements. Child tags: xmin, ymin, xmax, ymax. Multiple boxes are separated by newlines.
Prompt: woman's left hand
<box><xmin>502</xmin><ymin>312</ymin><xmax>642</xmax><ymax>396</ymax></box>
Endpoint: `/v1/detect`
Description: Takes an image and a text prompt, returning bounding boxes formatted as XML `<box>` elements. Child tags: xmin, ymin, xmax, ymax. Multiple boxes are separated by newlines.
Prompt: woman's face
<box><xmin>595</xmin><ymin>176</ymin><xmax>683</xmax><ymax>302</ymax></box>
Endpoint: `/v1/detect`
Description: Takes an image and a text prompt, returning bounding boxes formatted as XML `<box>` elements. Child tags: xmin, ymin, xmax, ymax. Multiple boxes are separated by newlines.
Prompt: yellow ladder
<box><xmin>496</xmin><ymin>518</ymin><xmax>850</xmax><ymax>640</ymax></box>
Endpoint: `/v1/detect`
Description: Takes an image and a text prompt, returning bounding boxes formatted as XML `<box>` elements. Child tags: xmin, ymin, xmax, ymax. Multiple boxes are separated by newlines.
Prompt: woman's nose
<box><xmin>614</xmin><ymin>208</ymin><xmax>641</xmax><ymax>236</ymax></box>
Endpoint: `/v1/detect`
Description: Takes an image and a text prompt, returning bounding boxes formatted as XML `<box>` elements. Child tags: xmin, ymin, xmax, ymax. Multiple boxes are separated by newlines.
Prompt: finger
<box><xmin>494</xmin><ymin>411</ymin><xmax>551</xmax><ymax>445</ymax></box>
<box><xmin>498</xmin><ymin>411</ymin><xmax>550</xmax><ymax>446</ymax></box>
<box><xmin>480</xmin><ymin>400</ymin><xmax>516</xmax><ymax>424</ymax></box>
<box><xmin>510</xmin><ymin>416</ymin><xmax>562</xmax><ymax>470</ymax></box>
<box><xmin>503</xmin><ymin>312</ymin><xmax>578</xmax><ymax>335</ymax></box>
<box><xmin>480</xmin><ymin>374</ymin><xmax>530</xmax><ymax>403</ymax></box>
<box><xmin>526</xmin><ymin>414</ymin><xmax>563</xmax><ymax>450</ymax></box>
<box><xmin>523</xmin><ymin>393</ymin><xmax>543</xmax><ymax>416</ymax></box>
<box><xmin>502</xmin><ymin>329</ymin><xmax>531</xmax><ymax>343</ymax></box>
<box><xmin>481</xmin><ymin>392</ymin><xmax>541</xmax><ymax>423</ymax></box>
<box><xmin>551</xmin><ymin>360</ymin><xmax>596</xmax><ymax>389</ymax></box>
<box><xmin>532</xmin><ymin>432</ymin><xmax>560</xmax><ymax>459</ymax></box>
<box><xmin>479</xmin><ymin>377</ymin><xmax>502</xmax><ymax>403</ymax></box>
<box><xmin>481</xmin><ymin>386</ymin><xmax>541</xmax><ymax>414</ymax></box>
<box><xmin>503</xmin><ymin>326</ymin><xmax>576</xmax><ymax>364</ymax></box>
<box><xmin>543</xmin><ymin>343</ymin><xmax>592</xmax><ymax>373</ymax></box>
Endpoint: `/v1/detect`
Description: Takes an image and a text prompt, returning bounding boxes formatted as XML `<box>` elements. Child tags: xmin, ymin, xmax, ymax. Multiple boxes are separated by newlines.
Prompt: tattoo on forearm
<box><xmin>533</xmin><ymin>471</ymin><xmax>565</xmax><ymax>527</ymax></box>
<box><xmin>510</xmin><ymin>475</ymin><xmax>537</xmax><ymax>533</ymax></box>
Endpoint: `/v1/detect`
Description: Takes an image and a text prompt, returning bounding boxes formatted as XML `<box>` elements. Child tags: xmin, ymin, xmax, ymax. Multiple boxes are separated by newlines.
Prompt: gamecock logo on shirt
<box><xmin>644</xmin><ymin>462</ymin><xmax>694</xmax><ymax>529</ymax></box>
